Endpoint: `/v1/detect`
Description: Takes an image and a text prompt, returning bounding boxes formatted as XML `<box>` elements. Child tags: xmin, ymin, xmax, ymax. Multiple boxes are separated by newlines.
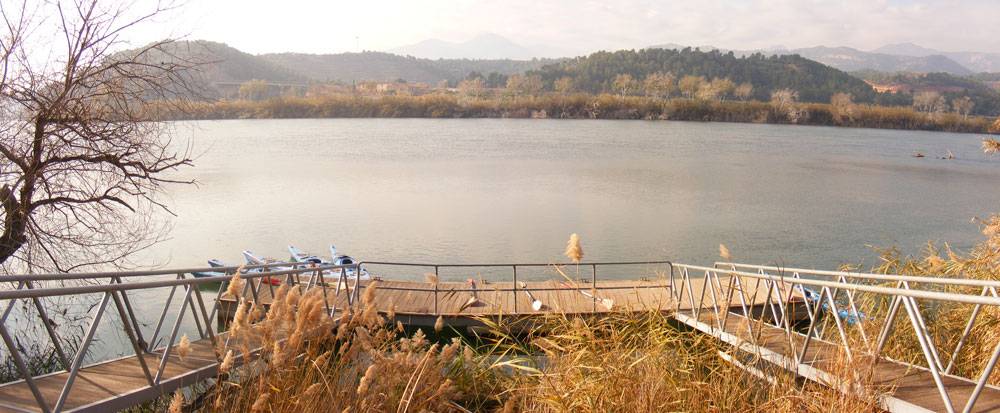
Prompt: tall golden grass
<box><xmin>151</xmin><ymin>94</ymin><xmax>997</xmax><ymax>135</ymax></box>
<box><xmin>177</xmin><ymin>277</ymin><xmax>886</xmax><ymax>412</ymax></box>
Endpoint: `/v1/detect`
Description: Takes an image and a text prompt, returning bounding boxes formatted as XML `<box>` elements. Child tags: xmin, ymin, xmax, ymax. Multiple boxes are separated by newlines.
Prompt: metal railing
<box><xmin>357</xmin><ymin>260</ymin><xmax>674</xmax><ymax>314</ymax></box>
<box><xmin>0</xmin><ymin>259</ymin><xmax>673</xmax><ymax>412</ymax></box>
<box><xmin>0</xmin><ymin>261</ymin><xmax>360</xmax><ymax>413</ymax></box>
<box><xmin>3</xmin><ymin>258</ymin><xmax>997</xmax><ymax>412</ymax></box>
<box><xmin>666</xmin><ymin>262</ymin><xmax>1000</xmax><ymax>413</ymax></box>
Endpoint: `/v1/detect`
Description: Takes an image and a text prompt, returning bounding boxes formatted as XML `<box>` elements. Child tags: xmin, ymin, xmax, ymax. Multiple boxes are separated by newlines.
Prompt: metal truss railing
<box><xmin>0</xmin><ymin>261</ymin><xmax>361</xmax><ymax>413</ymax></box>
<box><xmin>5</xmin><ymin>258</ymin><xmax>996</xmax><ymax>412</ymax></box>
<box><xmin>667</xmin><ymin>262</ymin><xmax>1000</xmax><ymax>413</ymax></box>
<box><xmin>357</xmin><ymin>260</ymin><xmax>674</xmax><ymax>314</ymax></box>
<box><xmin>0</xmin><ymin>259</ymin><xmax>673</xmax><ymax>412</ymax></box>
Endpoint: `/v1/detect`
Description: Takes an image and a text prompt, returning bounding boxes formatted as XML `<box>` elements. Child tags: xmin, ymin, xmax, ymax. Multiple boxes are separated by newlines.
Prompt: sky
<box><xmin>122</xmin><ymin>0</ymin><xmax>1000</xmax><ymax>56</ymax></box>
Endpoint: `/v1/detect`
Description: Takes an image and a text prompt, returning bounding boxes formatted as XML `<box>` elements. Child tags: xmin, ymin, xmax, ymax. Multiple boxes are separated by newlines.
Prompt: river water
<box><xmin>149</xmin><ymin>118</ymin><xmax>1000</xmax><ymax>274</ymax></box>
<box><xmin>8</xmin><ymin>118</ymin><xmax>1000</xmax><ymax>368</ymax></box>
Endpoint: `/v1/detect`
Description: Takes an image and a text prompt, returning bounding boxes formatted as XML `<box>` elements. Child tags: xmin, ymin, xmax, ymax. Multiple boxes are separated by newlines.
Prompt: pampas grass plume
<box><xmin>434</xmin><ymin>315</ymin><xmax>445</xmax><ymax>333</ymax></box>
<box><xmin>225</xmin><ymin>270</ymin><xmax>245</xmax><ymax>298</ymax></box>
<box><xmin>177</xmin><ymin>334</ymin><xmax>190</xmax><ymax>360</ymax></box>
<box><xmin>564</xmin><ymin>233</ymin><xmax>583</xmax><ymax>263</ymax></box>
<box><xmin>719</xmin><ymin>244</ymin><xmax>732</xmax><ymax>261</ymax></box>
<box><xmin>985</xmin><ymin>138</ymin><xmax>1000</xmax><ymax>154</ymax></box>
<box><xmin>219</xmin><ymin>350</ymin><xmax>234</xmax><ymax>373</ymax></box>
<box><xmin>251</xmin><ymin>393</ymin><xmax>269</xmax><ymax>413</ymax></box>
<box><xmin>168</xmin><ymin>392</ymin><xmax>184</xmax><ymax>413</ymax></box>
<box><xmin>357</xmin><ymin>364</ymin><xmax>377</xmax><ymax>395</ymax></box>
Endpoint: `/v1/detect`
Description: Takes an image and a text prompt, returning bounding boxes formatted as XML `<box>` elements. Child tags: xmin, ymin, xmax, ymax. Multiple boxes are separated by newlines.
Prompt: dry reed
<box><xmin>564</xmin><ymin>233</ymin><xmax>583</xmax><ymax>263</ymax></box>
<box><xmin>984</xmin><ymin>138</ymin><xmax>1000</xmax><ymax>154</ymax></box>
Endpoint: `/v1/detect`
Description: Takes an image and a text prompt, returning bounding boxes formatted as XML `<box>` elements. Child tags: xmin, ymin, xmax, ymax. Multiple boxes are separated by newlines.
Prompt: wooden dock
<box><xmin>215</xmin><ymin>278</ymin><xmax>792</xmax><ymax>328</ymax></box>
<box><xmin>678</xmin><ymin>311</ymin><xmax>1000</xmax><ymax>412</ymax></box>
<box><xmin>4</xmin><ymin>263</ymin><xmax>999</xmax><ymax>412</ymax></box>
<box><xmin>0</xmin><ymin>277</ymin><xmax>785</xmax><ymax>413</ymax></box>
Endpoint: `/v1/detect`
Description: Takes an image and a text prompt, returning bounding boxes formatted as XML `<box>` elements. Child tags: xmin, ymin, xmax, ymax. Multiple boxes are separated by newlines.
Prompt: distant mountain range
<box><xmin>387</xmin><ymin>33</ymin><xmax>578</xmax><ymax>60</ymax></box>
<box><xmin>144</xmin><ymin>40</ymin><xmax>559</xmax><ymax>97</ymax></box>
<box><xmin>648</xmin><ymin>42</ymin><xmax>1000</xmax><ymax>75</ymax></box>
<box><xmin>872</xmin><ymin>42</ymin><xmax>1000</xmax><ymax>73</ymax></box>
<box><xmin>385</xmin><ymin>33</ymin><xmax>1000</xmax><ymax>75</ymax></box>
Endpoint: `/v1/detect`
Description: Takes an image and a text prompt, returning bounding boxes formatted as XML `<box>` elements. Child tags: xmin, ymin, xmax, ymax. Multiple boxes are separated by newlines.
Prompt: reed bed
<box><xmin>180</xmin><ymin>274</ymin><xmax>884</xmax><ymax>412</ymax></box>
<box><xmin>153</xmin><ymin>94</ymin><xmax>997</xmax><ymax>135</ymax></box>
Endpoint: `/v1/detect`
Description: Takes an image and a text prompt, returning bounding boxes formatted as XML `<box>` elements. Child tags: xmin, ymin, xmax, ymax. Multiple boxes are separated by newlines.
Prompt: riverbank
<box><xmin>158</xmin><ymin>94</ymin><xmax>1000</xmax><ymax>135</ymax></box>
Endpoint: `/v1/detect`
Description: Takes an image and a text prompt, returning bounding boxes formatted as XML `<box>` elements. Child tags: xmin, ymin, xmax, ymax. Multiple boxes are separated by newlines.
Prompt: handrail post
<box><xmin>512</xmin><ymin>265</ymin><xmax>518</xmax><ymax>314</ymax></box>
<box><xmin>434</xmin><ymin>266</ymin><xmax>440</xmax><ymax>316</ymax></box>
<box><xmin>592</xmin><ymin>264</ymin><xmax>598</xmax><ymax>313</ymax></box>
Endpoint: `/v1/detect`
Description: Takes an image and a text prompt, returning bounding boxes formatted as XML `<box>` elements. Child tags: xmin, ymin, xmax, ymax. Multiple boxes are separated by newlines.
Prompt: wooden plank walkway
<box><xmin>676</xmin><ymin>311</ymin><xmax>1000</xmax><ymax>412</ymax></box>
<box><xmin>0</xmin><ymin>336</ymin><xmax>224</xmax><ymax>413</ymax></box>
<box><xmin>0</xmin><ymin>278</ymin><xmax>797</xmax><ymax>413</ymax></box>
<box><xmin>228</xmin><ymin>279</ymin><xmax>682</xmax><ymax>315</ymax></box>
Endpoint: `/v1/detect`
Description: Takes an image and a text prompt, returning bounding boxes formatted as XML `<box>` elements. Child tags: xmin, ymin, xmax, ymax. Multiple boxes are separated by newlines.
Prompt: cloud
<box><xmin>128</xmin><ymin>0</ymin><xmax>1000</xmax><ymax>55</ymax></box>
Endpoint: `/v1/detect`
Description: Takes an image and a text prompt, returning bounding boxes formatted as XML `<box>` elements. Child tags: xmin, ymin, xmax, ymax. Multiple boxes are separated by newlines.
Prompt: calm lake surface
<box><xmin>12</xmin><ymin>118</ymin><xmax>1000</xmax><ymax>363</ymax></box>
<box><xmin>146</xmin><ymin>118</ymin><xmax>1000</xmax><ymax>276</ymax></box>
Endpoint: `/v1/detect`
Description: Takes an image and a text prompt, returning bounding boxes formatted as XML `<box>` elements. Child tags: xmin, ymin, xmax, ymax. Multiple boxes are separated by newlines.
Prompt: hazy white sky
<box><xmin>125</xmin><ymin>0</ymin><xmax>999</xmax><ymax>55</ymax></box>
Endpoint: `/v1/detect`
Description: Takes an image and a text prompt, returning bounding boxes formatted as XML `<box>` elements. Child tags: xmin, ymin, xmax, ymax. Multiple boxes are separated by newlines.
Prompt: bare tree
<box><xmin>612</xmin><ymin>74</ymin><xmax>637</xmax><ymax>98</ymax></box>
<box><xmin>951</xmin><ymin>96</ymin><xmax>974</xmax><ymax>120</ymax></box>
<box><xmin>457</xmin><ymin>77</ymin><xmax>485</xmax><ymax>99</ymax></box>
<box><xmin>709</xmin><ymin>78</ymin><xmax>735</xmax><ymax>101</ymax></box>
<box><xmin>642</xmin><ymin>72</ymin><xmax>675</xmax><ymax>100</ymax></box>
<box><xmin>0</xmin><ymin>0</ymin><xmax>195</xmax><ymax>273</ymax></box>
<box><xmin>553</xmin><ymin>77</ymin><xmax>574</xmax><ymax>94</ymax></box>
<box><xmin>912</xmin><ymin>91</ymin><xmax>947</xmax><ymax>117</ymax></box>
<box><xmin>505</xmin><ymin>74</ymin><xmax>542</xmax><ymax>100</ymax></box>
<box><xmin>771</xmin><ymin>89</ymin><xmax>806</xmax><ymax>123</ymax></box>
<box><xmin>238</xmin><ymin>79</ymin><xmax>270</xmax><ymax>101</ymax></box>
<box><xmin>678</xmin><ymin>75</ymin><xmax>704</xmax><ymax>99</ymax></box>
<box><xmin>830</xmin><ymin>92</ymin><xmax>855</xmax><ymax>123</ymax></box>
<box><xmin>734</xmin><ymin>83</ymin><xmax>753</xmax><ymax>101</ymax></box>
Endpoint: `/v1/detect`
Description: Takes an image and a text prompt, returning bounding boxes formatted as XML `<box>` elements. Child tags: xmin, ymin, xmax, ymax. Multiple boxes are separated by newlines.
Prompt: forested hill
<box><xmin>130</xmin><ymin>40</ymin><xmax>558</xmax><ymax>86</ymax></box>
<box><xmin>260</xmin><ymin>52</ymin><xmax>559</xmax><ymax>84</ymax></box>
<box><xmin>532</xmin><ymin>48</ymin><xmax>877</xmax><ymax>103</ymax></box>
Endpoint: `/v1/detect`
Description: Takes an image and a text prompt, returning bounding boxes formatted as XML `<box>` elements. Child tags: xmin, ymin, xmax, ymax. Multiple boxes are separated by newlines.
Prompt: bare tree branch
<box><xmin>0</xmin><ymin>0</ymin><xmax>194</xmax><ymax>273</ymax></box>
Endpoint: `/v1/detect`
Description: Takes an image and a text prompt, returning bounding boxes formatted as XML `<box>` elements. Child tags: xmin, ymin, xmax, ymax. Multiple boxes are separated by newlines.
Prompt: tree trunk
<box><xmin>0</xmin><ymin>184</ymin><xmax>27</xmax><ymax>264</ymax></box>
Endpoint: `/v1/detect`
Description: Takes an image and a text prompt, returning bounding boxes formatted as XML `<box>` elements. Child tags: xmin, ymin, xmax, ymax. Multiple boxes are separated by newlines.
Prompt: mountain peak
<box><xmin>872</xmin><ymin>43</ymin><xmax>940</xmax><ymax>57</ymax></box>
<box><xmin>387</xmin><ymin>33</ymin><xmax>556</xmax><ymax>60</ymax></box>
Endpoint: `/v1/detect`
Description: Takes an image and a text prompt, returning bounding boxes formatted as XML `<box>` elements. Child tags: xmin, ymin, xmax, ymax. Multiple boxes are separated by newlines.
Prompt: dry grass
<box><xmin>191</xmin><ymin>280</ymin><xmax>882</xmax><ymax>412</ymax></box>
<box><xmin>984</xmin><ymin>138</ymin><xmax>1000</xmax><ymax>154</ymax></box>
<box><xmin>866</xmin><ymin>221</ymin><xmax>1000</xmax><ymax>384</ymax></box>
<box><xmin>564</xmin><ymin>233</ymin><xmax>583</xmax><ymax>263</ymax></box>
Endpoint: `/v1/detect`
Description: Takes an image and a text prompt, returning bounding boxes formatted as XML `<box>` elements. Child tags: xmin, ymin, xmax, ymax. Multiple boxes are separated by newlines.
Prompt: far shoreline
<box><xmin>157</xmin><ymin>94</ymin><xmax>1000</xmax><ymax>136</ymax></box>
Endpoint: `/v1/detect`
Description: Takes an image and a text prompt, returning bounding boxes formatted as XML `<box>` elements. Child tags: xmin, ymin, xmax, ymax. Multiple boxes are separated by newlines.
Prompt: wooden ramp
<box><xmin>0</xmin><ymin>277</ymin><xmax>785</xmax><ymax>413</ymax></box>
<box><xmin>676</xmin><ymin>311</ymin><xmax>1000</xmax><ymax>412</ymax></box>
<box><xmin>0</xmin><ymin>337</ymin><xmax>221</xmax><ymax>413</ymax></box>
<box><xmin>8</xmin><ymin>264</ymin><xmax>991</xmax><ymax>413</ymax></box>
<box><xmin>217</xmin><ymin>278</ymin><xmax>792</xmax><ymax>327</ymax></box>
